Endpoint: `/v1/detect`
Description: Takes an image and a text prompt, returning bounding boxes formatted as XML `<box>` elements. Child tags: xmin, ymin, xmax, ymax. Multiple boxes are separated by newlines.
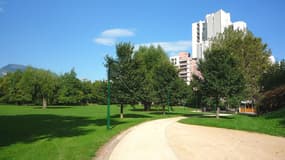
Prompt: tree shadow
<box><xmin>0</xmin><ymin>114</ymin><xmax>124</xmax><ymax>147</ymax></box>
<box><xmin>149</xmin><ymin>111</ymin><xmax>184</xmax><ymax>116</ymax></box>
<box><xmin>32</xmin><ymin>106</ymin><xmax>73</xmax><ymax>109</ymax></box>
<box><xmin>130</xmin><ymin>108</ymin><xmax>145</xmax><ymax>111</ymax></box>
<box><xmin>281</xmin><ymin>119</ymin><xmax>285</xmax><ymax>127</ymax></box>
<box><xmin>200</xmin><ymin>115</ymin><xmax>235</xmax><ymax>119</ymax></box>
<box><xmin>263</xmin><ymin>108</ymin><xmax>285</xmax><ymax>127</ymax></box>
<box><xmin>111</xmin><ymin>114</ymin><xmax>152</xmax><ymax>118</ymax></box>
<box><xmin>130</xmin><ymin>107</ymin><xmax>162</xmax><ymax>112</ymax></box>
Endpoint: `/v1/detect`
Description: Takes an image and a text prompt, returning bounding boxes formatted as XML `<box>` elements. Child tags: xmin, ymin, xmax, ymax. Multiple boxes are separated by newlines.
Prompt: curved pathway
<box><xmin>96</xmin><ymin>117</ymin><xmax>285</xmax><ymax>160</ymax></box>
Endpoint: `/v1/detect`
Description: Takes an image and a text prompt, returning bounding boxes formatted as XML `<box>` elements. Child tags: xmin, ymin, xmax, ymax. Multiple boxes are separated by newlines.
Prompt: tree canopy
<box><xmin>210</xmin><ymin>27</ymin><xmax>271</xmax><ymax>98</ymax></box>
<box><xmin>195</xmin><ymin>48</ymin><xmax>245</xmax><ymax>118</ymax></box>
<box><xmin>105</xmin><ymin>43</ymin><xmax>188</xmax><ymax>112</ymax></box>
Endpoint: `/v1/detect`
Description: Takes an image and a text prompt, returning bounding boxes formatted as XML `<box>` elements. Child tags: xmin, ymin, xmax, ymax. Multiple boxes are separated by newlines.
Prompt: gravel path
<box><xmin>96</xmin><ymin>117</ymin><xmax>285</xmax><ymax>160</ymax></box>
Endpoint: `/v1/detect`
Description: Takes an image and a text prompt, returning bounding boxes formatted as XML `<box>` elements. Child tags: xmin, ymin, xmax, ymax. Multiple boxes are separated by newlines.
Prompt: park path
<box><xmin>96</xmin><ymin>117</ymin><xmax>285</xmax><ymax>160</ymax></box>
<box><xmin>108</xmin><ymin>117</ymin><xmax>182</xmax><ymax>160</ymax></box>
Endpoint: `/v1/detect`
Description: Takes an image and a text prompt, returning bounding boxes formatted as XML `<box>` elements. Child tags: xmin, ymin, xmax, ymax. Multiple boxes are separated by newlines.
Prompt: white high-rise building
<box><xmin>192</xmin><ymin>9</ymin><xmax>247</xmax><ymax>59</ymax></box>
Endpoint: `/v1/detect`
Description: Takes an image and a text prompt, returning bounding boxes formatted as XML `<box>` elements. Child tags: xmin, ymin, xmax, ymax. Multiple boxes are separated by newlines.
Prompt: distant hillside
<box><xmin>0</xmin><ymin>64</ymin><xmax>27</xmax><ymax>77</ymax></box>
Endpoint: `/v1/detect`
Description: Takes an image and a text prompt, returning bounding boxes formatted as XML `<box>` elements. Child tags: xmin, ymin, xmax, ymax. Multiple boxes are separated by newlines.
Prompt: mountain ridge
<box><xmin>0</xmin><ymin>64</ymin><xmax>28</xmax><ymax>76</ymax></box>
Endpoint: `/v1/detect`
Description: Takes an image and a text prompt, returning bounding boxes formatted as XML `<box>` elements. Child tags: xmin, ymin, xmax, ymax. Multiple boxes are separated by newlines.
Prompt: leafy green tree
<box><xmin>17</xmin><ymin>68</ymin><xmax>58</xmax><ymax>108</ymax></box>
<box><xmin>260</xmin><ymin>59</ymin><xmax>285</xmax><ymax>90</ymax></box>
<box><xmin>133</xmin><ymin>45</ymin><xmax>170</xmax><ymax>111</ymax></box>
<box><xmin>0</xmin><ymin>70</ymin><xmax>31</xmax><ymax>104</ymax></box>
<box><xmin>211</xmin><ymin>27</ymin><xmax>271</xmax><ymax>98</ymax></box>
<box><xmin>152</xmin><ymin>61</ymin><xmax>178</xmax><ymax>114</ymax></box>
<box><xmin>198</xmin><ymin>48</ymin><xmax>245</xmax><ymax>118</ymax></box>
<box><xmin>105</xmin><ymin>42</ymin><xmax>139</xmax><ymax>118</ymax></box>
<box><xmin>57</xmin><ymin>69</ymin><xmax>83</xmax><ymax>105</ymax></box>
<box><xmin>92</xmin><ymin>80</ymin><xmax>107</xmax><ymax>104</ymax></box>
<box><xmin>170</xmin><ymin>78</ymin><xmax>190</xmax><ymax>107</ymax></box>
<box><xmin>257</xmin><ymin>59</ymin><xmax>285</xmax><ymax>113</ymax></box>
<box><xmin>35</xmin><ymin>69</ymin><xmax>58</xmax><ymax>108</ymax></box>
<box><xmin>81</xmin><ymin>80</ymin><xmax>93</xmax><ymax>104</ymax></box>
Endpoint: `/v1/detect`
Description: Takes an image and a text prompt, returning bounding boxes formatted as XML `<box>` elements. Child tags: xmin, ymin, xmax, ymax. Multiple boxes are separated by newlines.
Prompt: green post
<box><xmin>107</xmin><ymin>65</ymin><xmax>111</xmax><ymax>130</ymax></box>
<box><xmin>196</xmin><ymin>92</ymin><xmax>198</xmax><ymax>109</ymax></box>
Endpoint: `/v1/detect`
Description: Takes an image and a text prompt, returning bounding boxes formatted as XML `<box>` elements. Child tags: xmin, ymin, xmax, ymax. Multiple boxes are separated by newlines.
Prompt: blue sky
<box><xmin>0</xmin><ymin>0</ymin><xmax>284</xmax><ymax>81</ymax></box>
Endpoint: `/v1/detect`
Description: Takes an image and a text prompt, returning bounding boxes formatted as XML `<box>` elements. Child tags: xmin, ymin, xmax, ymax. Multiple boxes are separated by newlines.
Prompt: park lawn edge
<box><xmin>179</xmin><ymin>108</ymin><xmax>285</xmax><ymax>137</ymax></box>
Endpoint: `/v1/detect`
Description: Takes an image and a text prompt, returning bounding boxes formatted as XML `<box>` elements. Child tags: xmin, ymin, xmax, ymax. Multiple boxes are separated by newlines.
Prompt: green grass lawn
<box><xmin>180</xmin><ymin>107</ymin><xmax>285</xmax><ymax>137</ymax></box>
<box><xmin>0</xmin><ymin>104</ymin><xmax>190</xmax><ymax>160</ymax></box>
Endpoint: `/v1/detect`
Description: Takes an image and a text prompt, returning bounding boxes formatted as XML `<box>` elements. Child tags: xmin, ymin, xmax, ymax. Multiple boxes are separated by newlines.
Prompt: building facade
<box><xmin>170</xmin><ymin>52</ymin><xmax>199</xmax><ymax>85</ymax></box>
<box><xmin>192</xmin><ymin>9</ymin><xmax>247</xmax><ymax>60</ymax></box>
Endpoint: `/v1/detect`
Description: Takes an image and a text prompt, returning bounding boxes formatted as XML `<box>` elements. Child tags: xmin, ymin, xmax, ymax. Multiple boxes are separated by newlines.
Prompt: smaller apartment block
<box><xmin>170</xmin><ymin>52</ymin><xmax>199</xmax><ymax>85</ymax></box>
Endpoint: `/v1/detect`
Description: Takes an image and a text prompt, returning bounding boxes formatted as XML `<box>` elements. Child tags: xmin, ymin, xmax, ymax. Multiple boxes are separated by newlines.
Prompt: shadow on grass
<box><xmin>111</xmin><ymin>114</ymin><xmax>152</xmax><ymax>118</ymax></box>
<box><xmin>201</xmin><ymin>115</ymin><xmax>235</xmax><ymax>119</ymax></box>
<box><xmin>130</xmin><ymin>108</ymin><xmax>162</xmax><ymax>112</ymax></box>
<box><xmin>149</xmin><ymin>111</ymin><xmax>181</xmax><ymax>115</ymax></box>
<box><xmin>33</xmin><ymin>106</ymin><xmax>73</xmax><ymax>109</ymax></box>
<box><xmin>281</xmin><ymin>119</ymin><xmax>285</xmax><ymax>127</ymax></box>
<box><xmin>260</xmin><ymin>107</ymin><xmax>285</xmax><ymax>127</ymax></box>
<box><xmin>0</xmin><ymin>114</ymin><xmax>124</xmax><ymax>147</ymax></box>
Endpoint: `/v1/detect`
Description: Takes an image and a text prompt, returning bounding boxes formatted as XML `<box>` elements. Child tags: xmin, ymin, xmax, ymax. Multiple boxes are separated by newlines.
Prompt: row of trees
<box><xmin>191</xmin><ymin>27</ymin><xmax>272</xmax><ymax>117</ymax></box>
<box><xmin>0</xmin><ymin>68</ymin><xmax>109</xmax><ymax>108</ymax></box>
<box><xmin>106</xmin><ymin>43</ymin><xmax>191</xmax><ymax>114</ymax></box>
<box><xmin>0</xmin><ymin>44</ymin><xmax>191</xmax><ymax>111</ymax></box>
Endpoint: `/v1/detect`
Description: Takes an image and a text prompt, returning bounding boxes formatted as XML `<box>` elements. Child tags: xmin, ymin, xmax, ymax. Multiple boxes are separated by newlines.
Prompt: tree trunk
<box><xmin>162</xmin><ymin>105</ymin><xmax>165</xmax><ymax>115</ymax></box>
<box><xmin>216</xmin><ymin>106</ymin><xmax>220</xmax><ymax>119</ymax></box>
<box><xmin>216</xmin><ymin>97</ymin><xmax>219</xmax><ymax>119</ymax></box>
<box><xmin>143</xmin><ymin>102</ymin><xmax>151</xmax><ymax>111</ymax></box>
<box><xmin>120</xmin><ymin>103</ymin><xmax>124</xmax><ymax>119</ymax></box>
<box><xmin>42</xmin><ymin>96</ymin><xmax>47</xmax><ymax>109</ymax></box>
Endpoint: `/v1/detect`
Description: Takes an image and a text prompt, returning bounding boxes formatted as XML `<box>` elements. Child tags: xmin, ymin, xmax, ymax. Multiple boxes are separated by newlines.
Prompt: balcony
<box><xmin>179</xmin><ymin>72</ymin><xmax>187</xmax><ymax>77</ymax></box>
<box><xmin>179</xmin><ymin>70</ymin><xmax>187</xmax><ymax>74</ymax></box>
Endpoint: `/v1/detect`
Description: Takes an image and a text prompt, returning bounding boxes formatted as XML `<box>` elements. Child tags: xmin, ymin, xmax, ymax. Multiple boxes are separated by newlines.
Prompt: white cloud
<box><xmin>94</xmin><ymin>37</ymin><xmax>115</xmax><ymax>46</ymax></box>
<box><xmin>94</xmin><ymin>28</ymin><xmax>135</xmax><ymax>46</ymax></box>
<box><xmin>135</xmin><ymin>40</ymin><xmax>192</xmax><ymax>53</ymax></box>
<box><xmin>102</xmin><ymin>28</ymin><xmax>134</xmax><ymax>37</ymax></box>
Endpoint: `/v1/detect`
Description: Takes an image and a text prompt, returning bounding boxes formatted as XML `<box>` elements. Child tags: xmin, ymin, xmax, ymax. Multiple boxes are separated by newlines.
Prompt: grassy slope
<box><xmin>180</xmin><ymin>107</ymin><xmax>285</xmax><ymax>137</ymax></box>
<box><xmin>0</xmin><ymin>105</ymin><xmax>190</xmax><ymax>160</ymax></box>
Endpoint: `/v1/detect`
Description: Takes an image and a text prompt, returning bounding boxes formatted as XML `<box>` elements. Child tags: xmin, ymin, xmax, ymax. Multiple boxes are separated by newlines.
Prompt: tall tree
<box><xmin>106</xmin><ymin>42</ymin><xmax>139</xmax><ymax>118</ymax></box>
<box><xmin>35</xmin><ymin>69</ymin><xmax>58</xmax><ymax>108</ymax></box>
<box><xmin>152</xmin><ymin>61</ymin><xmax>178</xmax><ymax>114</ymax></box>
<box><xmin>134</xmin><ymin>45</ymin><xmax>170</xmax><ymax>111</ymax></box>
<box><xmin>18</xmin><ymin>68</ymin><xmax>58</xmax><ymax>108</ymax></box>
<box><xmin>211</xmin><ymin>27</ymin><xmax>271</xmax><ymax>99</ymax></box>
<box><xmin>198</xmin><ymin>48</ymin><xmax>245</xmax><ymax>118</ymax></box>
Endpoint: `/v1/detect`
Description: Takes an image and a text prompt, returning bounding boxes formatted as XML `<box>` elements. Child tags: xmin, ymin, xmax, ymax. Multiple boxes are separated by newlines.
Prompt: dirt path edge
<box><xmin>93</xmin><ymin>127</ymin><xmax>134</xmax><ymax>160</ymax></box>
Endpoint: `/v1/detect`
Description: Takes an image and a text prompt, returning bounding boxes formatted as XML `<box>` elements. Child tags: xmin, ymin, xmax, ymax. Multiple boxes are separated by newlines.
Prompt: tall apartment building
<box><xmin>192</xmin><ymin>9</ymin><xmax>247</xmax><ymax>59</ymax></box>
<box><xmin>170</xmin><ymin>52</ymin><xmax>199</xmax><ymax>85</ymax></box>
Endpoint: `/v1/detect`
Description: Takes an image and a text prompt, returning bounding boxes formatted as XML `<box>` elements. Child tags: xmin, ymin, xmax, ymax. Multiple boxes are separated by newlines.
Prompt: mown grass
<box><xmin>0</xmin><ymin>105</ymin><xmax>190</xmax><ymax>160</ymax></box>
<box><xmin>180</xmin><ymin>107</ymin><xmax>285</xmax><ymax>137</ymax></box>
